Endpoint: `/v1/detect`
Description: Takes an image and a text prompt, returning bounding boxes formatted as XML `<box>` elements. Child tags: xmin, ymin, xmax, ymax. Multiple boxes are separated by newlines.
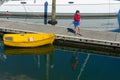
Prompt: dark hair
<box><xmin>76</xmin><ymin>10</ymin><xmax>80</xmax><ymax>14</ymax></box>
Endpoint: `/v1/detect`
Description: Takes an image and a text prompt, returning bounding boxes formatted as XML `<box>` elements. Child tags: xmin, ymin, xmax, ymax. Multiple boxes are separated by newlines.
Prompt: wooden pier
<box><xmin>0</xmin><ymin>19</ymin><xmax>120</xmax><ymax>48</ymax></box>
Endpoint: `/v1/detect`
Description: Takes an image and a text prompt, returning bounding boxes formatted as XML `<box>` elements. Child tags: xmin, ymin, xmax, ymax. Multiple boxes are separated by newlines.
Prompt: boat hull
<box><xmin>0</xmin><ymin>0</ymin><xmax>120</xmax><ymax>16</ymax></box>
<box><xmin>3</xmin><ymin>33</ymin><xmax>55</xmax><ymax>47</ymax></box>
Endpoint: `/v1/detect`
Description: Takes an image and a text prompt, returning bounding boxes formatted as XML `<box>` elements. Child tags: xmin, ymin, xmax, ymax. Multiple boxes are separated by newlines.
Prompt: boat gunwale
<box><xmin>3</xmin><ymin>34</ymin><xmax>55</xmax><ymax>42</ymax></box>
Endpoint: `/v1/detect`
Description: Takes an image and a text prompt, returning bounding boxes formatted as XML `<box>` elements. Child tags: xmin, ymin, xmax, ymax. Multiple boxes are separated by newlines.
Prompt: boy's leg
<box><xmin>73</xmin><ymin>22</ymin><xmax>77</xmax><ymax>34</ymax></box>
<box><xmin>74</xmin><ymin>27</ymin><xmax>77</xmax><ymax>35</ymax></box>
<box><xmin>78</xmin><ymin>26</ymin><xmax>80</xmax><ymax>34</ymax></box>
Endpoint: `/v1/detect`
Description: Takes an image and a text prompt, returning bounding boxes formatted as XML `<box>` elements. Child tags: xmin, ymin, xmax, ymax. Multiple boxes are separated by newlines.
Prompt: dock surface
<box><xmin>0</xmin><ymin>19</ymin><xmax>120</xmax><ymax>48</ymax></box>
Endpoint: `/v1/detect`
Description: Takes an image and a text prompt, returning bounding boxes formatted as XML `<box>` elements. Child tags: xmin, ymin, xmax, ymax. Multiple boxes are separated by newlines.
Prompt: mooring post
<box><xmin>48</xmin><ymin>0</ymin><xmax>57</xmax><ymax>25</ymax></box>
<box><xmin>44</xmin><ymin>1</ymin><xmax>48</xmax><ymax>24</ymax></box>
<box><xmin>51</xmin><ymin>0</ymin><xmax>57</xmax><ymax>25</ymax></box>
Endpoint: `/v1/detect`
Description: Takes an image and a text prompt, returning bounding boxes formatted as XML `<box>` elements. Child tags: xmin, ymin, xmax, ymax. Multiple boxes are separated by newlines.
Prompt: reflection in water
<box><xmin>0</xmin><ymin>41</ymin><xmax>120</xmax><ymax>80</ymax></box>
<box><xmin>0</xmin><ymin>41</ymin><xmax>7</xmax><ymax>62</ymax></box>
<box><xmin>0</xmin><ymin>42</ymin><xmax>55</xmax><ymax>80</ymax></box>
<box><xmin>77</xmin><ymin>54</ymin><xmax>90</xmax><ymax>80</ymax></box>
<box><xmin>71</xmin><ymin>51</ymin><xmax>79</xmax><ymax>70</ymax></box>
<box><xmin>0</xmin><ymin>41</ymin><xmax>4</xmax><ymax>54</ymax></box>
<box><xmin>70</xmin><ymin>50</ymin><xmax>90</xmax><ymax>80</ymax></box>
<box><xmin>34</xmin><ymin>46</ymin><xmax>54</xmax><ymax>80</ymax></box>
<box><xmin>5</xmin><ymin>45</ymin><xmax>54</xmax><ymax>80</ymax></box>
<box><xmin>4</xmin><ymin>44</ymin><xmax>54</xmax><ymax>55</ymax></box>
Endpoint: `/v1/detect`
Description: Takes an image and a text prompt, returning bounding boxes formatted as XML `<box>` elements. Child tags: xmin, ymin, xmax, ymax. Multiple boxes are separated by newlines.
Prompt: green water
<box><xmin>0</xmin><ymin>41</ymin><xmax>120</xmax><ymax>80</ymax></box>
<box><xmin>0</xmin><ymin>16</ymin><xmax>120</xmax><ymax>80</ymax></box>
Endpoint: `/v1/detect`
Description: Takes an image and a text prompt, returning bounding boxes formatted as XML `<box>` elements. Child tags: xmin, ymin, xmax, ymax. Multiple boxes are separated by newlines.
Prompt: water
<box><xmin>0</xmin><ymin>16</ymin><xmax>120</xmax><ymax>80</ymax></box>
<box><xmin>0</xmin><ymin>41</ymin><xmax>120</xmax><ymax>80</ymax></box>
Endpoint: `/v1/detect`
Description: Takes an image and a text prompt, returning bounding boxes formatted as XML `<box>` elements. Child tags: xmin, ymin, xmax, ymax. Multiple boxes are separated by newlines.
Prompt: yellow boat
<box><xmin>3</xmin><ymin>33</ymin><xmax>56</xmax><ymax>47</ymax></box>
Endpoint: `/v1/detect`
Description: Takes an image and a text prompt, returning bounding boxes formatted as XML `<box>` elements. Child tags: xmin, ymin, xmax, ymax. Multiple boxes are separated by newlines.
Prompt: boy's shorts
<box><xmin>73</xmin><ymin>21</ymin><xmax>80</xmax><ymax>27</ymax></box>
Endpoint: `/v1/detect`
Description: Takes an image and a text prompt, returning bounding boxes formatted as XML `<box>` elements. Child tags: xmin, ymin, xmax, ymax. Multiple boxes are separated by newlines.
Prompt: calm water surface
<box><xmin>0</xmin><ymin>17</ymin><xmax>120</xmax><ymax>80</ymax></box>
<box><xmin>0</xmin><ymin>41</ymin><xmax>120</xmax><ymax>80</ymax></box>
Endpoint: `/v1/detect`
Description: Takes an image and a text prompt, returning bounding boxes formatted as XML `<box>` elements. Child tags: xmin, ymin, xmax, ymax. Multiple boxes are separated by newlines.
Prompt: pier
<box><xmin>0</xmin><ymin>19</ymin><xmax>120</xmax><ymax>49</ymax></box>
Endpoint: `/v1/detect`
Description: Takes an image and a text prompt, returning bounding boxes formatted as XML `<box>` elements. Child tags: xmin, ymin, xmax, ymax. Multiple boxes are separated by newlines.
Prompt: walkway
<box><xmin>0</xmin><ymin>19</ymin><xmax>120</xmax><ymax>48</ymax></box>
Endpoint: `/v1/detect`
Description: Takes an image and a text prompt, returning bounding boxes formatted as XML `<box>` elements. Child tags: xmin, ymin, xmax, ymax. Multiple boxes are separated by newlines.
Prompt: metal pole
<box><xmin>44</xmin><ymin>1</ymin><xmax>48</xmax><ymax>24</ymax></box>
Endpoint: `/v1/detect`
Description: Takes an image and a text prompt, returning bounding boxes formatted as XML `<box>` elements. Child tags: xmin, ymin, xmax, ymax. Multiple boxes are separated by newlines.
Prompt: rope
<box><xmin>77</xmin><ymin>54</ymin><xmax>90</xmax><ymax>80</ymax></box>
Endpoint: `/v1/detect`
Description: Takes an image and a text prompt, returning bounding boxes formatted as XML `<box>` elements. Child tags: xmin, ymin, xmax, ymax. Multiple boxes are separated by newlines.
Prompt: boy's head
<box><xmin>76</xmin><ymin>10</ymin><xmax>80</xmax><ymax>14</ymax></box>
